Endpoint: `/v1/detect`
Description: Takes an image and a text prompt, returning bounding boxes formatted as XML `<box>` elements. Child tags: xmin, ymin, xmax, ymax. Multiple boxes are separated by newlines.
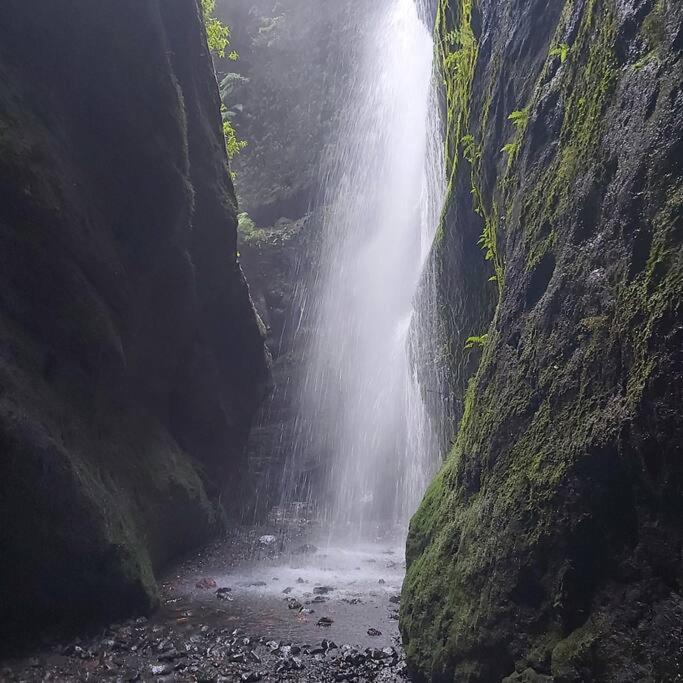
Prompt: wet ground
<box><xmin>0</xmin><ymin>526</ymin><xmax>410</xmax><ymax>682</ymax></box>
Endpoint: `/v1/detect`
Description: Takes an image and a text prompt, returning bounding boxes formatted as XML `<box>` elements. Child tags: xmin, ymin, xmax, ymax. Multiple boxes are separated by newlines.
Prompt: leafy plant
<box><xmin>464</xmin><ymin>334</ymin><xmax>489</xmax><ymax>350</ymax></box>
<box><xmin>219</xmin><ymin>73</ymin><xmax>249</xmax><ymax>101</ymax></box>
<box><xmin>461</xmin><ymin>134</ymin><xmax>480</xmax><ymax>164</ymax></box>
<box><xmin>477</xmin><ymin>224</ymin><xmax>496</xmax><ymax>261</ymax></box>
<box><xmin>549</xmin><ymin>42</ymin><xmax>570</xmax><ymax>63</ymax></box>
<box><xmin>201</xmin><ymin>0</ymin><xmax>245</xmax><ymax>160</ymax></box>
<box><xmin>237</xmin><ymin>212</ymin><xmax>257</xmax><ymax>236</ymax></box>
<box><xmin>501</xmin><ymin>142</ymin><xmax>518</xmax><ymax>156</ymax></box>
<box><xmin>508</xmin><ymin>108</ymin><xmax>529</xmax><ymax>129</ymax></box>
<box><xmin>439</xmin><ymin>0</ymin><xmax>478</xmax><ymax>188</ymax></box>
<box><xmin>237</xmin><ymin>212</ymin><xmax>267</xmax><ymax>246</ymax></box>
<box><xmin>201</xmin><ymin>0</ymin><xmax>238</xmax><ymax>59</ymax></box>
<box><xmin>222</xmin><ymin>106</ymin><xmax>248</xmax><ymax>160</ymax></box>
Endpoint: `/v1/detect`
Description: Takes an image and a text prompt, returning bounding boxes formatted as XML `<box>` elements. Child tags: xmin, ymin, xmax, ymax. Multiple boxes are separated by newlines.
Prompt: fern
<box><xmin>201</xmin><ymin>1</ymin><xmax>246</xmax><ymax>160</ymax></box>
<box><xmin>501</xmin><ymin>142</ymin><xmax>518</xmax><ymax>156</ymax></box>
<box><xmin>464</xmin><ymin>334</ymin><xmax>489</xmax><ymax>350</ymax></box>
<box><xmin>477</xmin><ymin>230</ymin><xmax>495</xmax><ymax>261</ymax></box>
<box><xmin>461</xmin><ymin>134</ymin><xmax>480</xmax><ymax>164</ymax></box>
<box><xmin>507</xmin><ymin>108</ymin><xmax>529</xmax><ymax>129</ymax></box>
<box><xmin>222</xmin><ymin>105</ymin><xmax>248</xmax><ymax>160</ymax></box>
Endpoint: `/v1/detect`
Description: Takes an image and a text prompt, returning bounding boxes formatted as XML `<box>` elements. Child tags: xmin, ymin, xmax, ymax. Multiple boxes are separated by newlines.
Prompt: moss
<box><xmin>436</xmin><ymin>0</ymin><xmax>508</xmax><ymax>285</ymax></box>
<box><xmin>618</xmin><ymin>182</ymin><xmax>683</xmax><ymax>409</ymax></box>
<box><xmin>522</xmin><ymin>0</ymin><xmax>617</xmax><ymax>271</ymax></box>
<box><xmin>641</xmin><ymin>0</ymin><xmax>666</xmax><ymax>51</ymax></box>
<box><xmin>550</xmin><ymin>615</ymin><xmax>604</xmax><ymax>675</ymax></box>
<box><xmin>237</xmin><ymin>211</ymin><xmax>264</xmax><ymax>243</ymax></box>
<box><xmin>402</xmin><ymin>0</ymin><xmax>682</xmax><ymax>679</ymax></box>
<box><xmin>237</xmin><ymin>211</ymin><xmax>304</xmax><ymax>249</ymax></box>
<box><xmin>437</xmin><ymin>0</ymin><xmax>478</xmax><ymax>195</ymax></box>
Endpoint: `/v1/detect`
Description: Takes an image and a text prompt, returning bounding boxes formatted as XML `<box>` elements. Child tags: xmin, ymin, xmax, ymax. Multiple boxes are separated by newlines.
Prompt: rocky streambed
<box><xmin>0</xmin><ymin>528</ymin><xmax>409</xmax><ymax>682</ymax></box>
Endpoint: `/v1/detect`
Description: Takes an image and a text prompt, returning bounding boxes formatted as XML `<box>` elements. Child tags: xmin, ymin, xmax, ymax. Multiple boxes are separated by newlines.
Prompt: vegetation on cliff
<box><xmin>401</xmin><ymin>0</ymin><xmax>683</xmax><ymax>680</ymax></box>
<box><xmin>200</xmin><ymin>0</ymin><xmax>246</xmax><ymax>161</ymax></box>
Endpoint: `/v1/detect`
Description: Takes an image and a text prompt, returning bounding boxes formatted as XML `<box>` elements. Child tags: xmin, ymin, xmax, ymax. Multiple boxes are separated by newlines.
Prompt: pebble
<box><xmin>241</xmin><ymin>673</ymin><xmax>262</xmax><ymax>682</ymax></box>
<box><xmin>313</xmin><ymin>585</ymin><xmax>335</xmax><ymax>595</ymax></box>
<box><xmin>216</xmin><ymin>587</ymin><xmax>232</xmax><ymax>600</ymax></box>
<box><xmin>150</xmin><ymin>663</ymin><xmax>173</xmax><ymax>675</ymax></box>
<box><xmin>2</xmin><ymin>531</ymin><xmax>409</xmax><ymax>682</ymax></box>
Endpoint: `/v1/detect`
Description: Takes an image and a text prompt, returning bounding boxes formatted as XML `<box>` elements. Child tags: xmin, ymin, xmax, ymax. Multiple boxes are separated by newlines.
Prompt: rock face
<box><xmin>401</xmin><ymin>0</ymin><xmax>682</xmax><ymax>680</ymax></box>
<box><xmin>209</xmin><ymin>1</ymin><xmax>367</xmax><ymax>517</ymax></box>
<box><xmin>0</xmin><ymin>0</ymin><xmax>269</xmax><ymax>645</ymax></box>
<box><xmin>215</xmin><ymin>0</ymin><xmax>364</xmax><ymax>224</ymax></box>
<box><xmin>236</xmin><ymin>215</ymin><xmax>315</xmax><ymax>517</ymax></box>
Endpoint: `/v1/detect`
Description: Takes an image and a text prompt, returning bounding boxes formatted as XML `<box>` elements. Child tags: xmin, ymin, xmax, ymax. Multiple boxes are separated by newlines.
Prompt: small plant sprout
<box><xmin>549</xmin><ymin>42</ymin><xmax>570</xmax><ymax>63</ymax></box>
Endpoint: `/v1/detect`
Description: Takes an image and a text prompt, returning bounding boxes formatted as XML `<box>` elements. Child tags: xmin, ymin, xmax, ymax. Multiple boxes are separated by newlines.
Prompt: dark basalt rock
<box><xmin>313</xmin><ymin>585</ymin><xmax>335</xmax><ymax>595</ymax></box>
<box><xmin>236</xmin><ymin>212</ymin><xmax>322</xmax><ymax>518</ymax></box>
<box><xmin>401</xmin><ymin>0</ymin><xmax>683</xmax><ymax>680</ymax></box>
<box><xmin>0</xmin><ymin>0</ymin><xmax>269</xmax><ymax>649</ymax></box>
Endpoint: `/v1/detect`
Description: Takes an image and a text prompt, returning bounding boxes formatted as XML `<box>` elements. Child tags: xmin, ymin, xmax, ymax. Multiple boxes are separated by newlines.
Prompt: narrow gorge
<box><xmin>0</xmin><ymin>0</ymin><xmax>681</xmax><ymax>682</ymax></box>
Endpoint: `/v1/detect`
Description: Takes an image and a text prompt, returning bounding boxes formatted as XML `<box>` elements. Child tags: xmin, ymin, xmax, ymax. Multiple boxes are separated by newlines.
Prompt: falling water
<box><xmin>283</xmin><ymin>0</ymin><xmax>446</xmax><ymax>539</ymax></box>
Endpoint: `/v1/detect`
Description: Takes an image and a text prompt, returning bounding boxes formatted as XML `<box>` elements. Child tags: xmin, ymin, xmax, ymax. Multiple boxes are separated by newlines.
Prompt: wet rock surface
<box><xmin>0</xmin><ymin>620</ymin><xmax>406</xmax><ymax>683</ymax></box>
<box><xmin>0</xmin><ymin>529</ymin><xmax>409</xmax><ymax>682</ymax></box>
<box><xmin>0</xmin><ymin>0</ymin><xmax>269</xmax><ymax>646</ymax></box>
<box><xmin>401</xmin><ymin>0</ymin><xmax>683</xmax><ymax>680</ymax></box>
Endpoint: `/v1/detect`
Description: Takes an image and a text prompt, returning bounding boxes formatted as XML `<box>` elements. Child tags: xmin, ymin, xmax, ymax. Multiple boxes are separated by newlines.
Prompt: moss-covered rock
<box><xmin>0</xmin><ymin>0</ymin><xmax>269</xmax><ymax>647</ymax></box>
<box><xmin>401</xmin><ymin>0</ymin><xmax>683</xmax><ymax>679</ymax></box>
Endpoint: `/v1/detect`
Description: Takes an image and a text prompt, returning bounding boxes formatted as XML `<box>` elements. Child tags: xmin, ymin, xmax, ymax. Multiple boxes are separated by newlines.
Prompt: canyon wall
<box><xmin>212</xmin><ymin>0</ymin><xmax>367</xmax><ymax>516</ymax></box>
<box><xmin>0</xmin><ymin>0</ymin><xmax>269</xmax><ymax>644</ymax></box>
<box><xmin>402</xmin><ymin>0</ymin><xmax>683</xmax><ymax>680</ymax></box>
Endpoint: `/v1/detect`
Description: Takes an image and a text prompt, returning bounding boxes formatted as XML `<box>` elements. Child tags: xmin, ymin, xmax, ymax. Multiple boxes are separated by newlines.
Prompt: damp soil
<box><xmin>0</xmin><ymin>526</ymin><xmax>409</xmax><ymax>682</ymax></box>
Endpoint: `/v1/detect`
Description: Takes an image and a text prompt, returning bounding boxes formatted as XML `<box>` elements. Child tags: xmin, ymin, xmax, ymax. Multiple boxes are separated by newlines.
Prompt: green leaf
<box><xmin>549</xmin><ymin>43</ymin><xmax>570</xmax><ymax>64</ymax></box>
<box><xmin>501</xmin><ymin>142</ymin><xmax>518</xmax><ymax>156</ymax></box>
<box><xmin>464</xmin><ymin>334</ymin><xmax>489</xmax><ymax>350</ymax></box>
<box><xmin>507</xmin><ymin>108</ymin><xmax>529</xmax><ymax>128</ymax></box>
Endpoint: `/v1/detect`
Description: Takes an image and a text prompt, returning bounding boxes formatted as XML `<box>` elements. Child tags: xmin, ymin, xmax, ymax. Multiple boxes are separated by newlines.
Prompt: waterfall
<box><xmin>282</xmin><ymin>0</ymin><xmax>446</xmax><ymax>539</ymax></box>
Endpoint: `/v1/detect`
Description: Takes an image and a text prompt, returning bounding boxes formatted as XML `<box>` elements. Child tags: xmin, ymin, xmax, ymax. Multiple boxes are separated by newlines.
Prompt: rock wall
<box><xmin>215</xmin><ymin>0</ymin><xmax>364</xmax><ymax>224</ymax></box>
<box><xmin>210</xmin><ymin>0</ymin><xmax>369</xmax><ymax>517</ymax></box>
<box><xmin>236</xmin><ymin>215</ymin><xmax>315</xmax><ymax>517</ymax></box>
<box><xmin>0</xmin><ymin>0</ymin><xmax>269</xmax><ymax>645</ymax></box>
<box><xmin>401</xmin><ymin>0</ymin><xmax>682</xmax><ymax>680</ymax></box>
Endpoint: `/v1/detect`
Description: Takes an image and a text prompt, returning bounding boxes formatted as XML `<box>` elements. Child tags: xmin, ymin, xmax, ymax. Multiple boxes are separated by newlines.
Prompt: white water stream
<box><xmin>282</xmin><ymin>0</ymin><xmax>446</xmax><ymax>539</ymax></box>
<box><xmin>160</xmin><ymin>0</ymin><xmax>447</xmax><ymax>655</ymax></box>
